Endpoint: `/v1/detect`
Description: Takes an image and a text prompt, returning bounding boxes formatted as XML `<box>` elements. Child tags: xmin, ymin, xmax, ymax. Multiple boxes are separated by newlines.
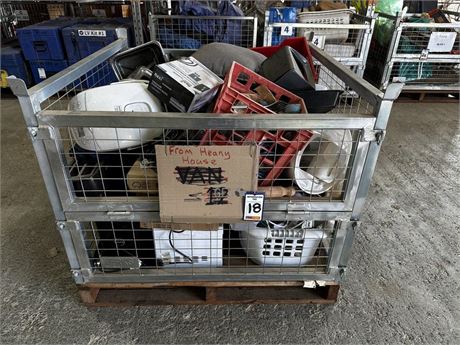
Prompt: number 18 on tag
<box><xmin>243</xmin><ymin>193</ymin><xmax>265</xmax><ymax>221</ymax></box>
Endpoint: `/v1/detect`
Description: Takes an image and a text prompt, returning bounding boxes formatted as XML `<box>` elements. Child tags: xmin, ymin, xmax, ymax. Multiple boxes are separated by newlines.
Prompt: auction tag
<box><xmin>37</xmin><ymin>68</ymin><xmax>46</xmax><ymax>79</ymax></box>
<box><xmin>312</xmin><ymin>34</ymin><xmax>326</xmax><ymax>49</ymax></box>
<box><xmin>420</xmin><ymin>49</ymin><xmax>429</xmax><ymax>60</ymax></box>
<box><xmin>243</xmin><ymin>192</ymin><xmax>264</xmax><ymax>221</ymax></box>
<box><xmin>427</xmin><ymin>32</ymin><xmax>457</xmax><ymax>52</ymax></box>
<box><xmin>280</xmin><ymin>25</ymin><xmax>294</xmax><ymax>36</ymax></box>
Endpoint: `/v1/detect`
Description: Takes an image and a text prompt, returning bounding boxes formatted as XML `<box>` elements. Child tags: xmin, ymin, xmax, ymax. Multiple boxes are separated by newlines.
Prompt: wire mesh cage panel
<box><xmin>365</xmin><ymin>9</ymin><xmax>460</xmax><ymax>91</ymax></box>
<box><xmin>9</xmin><ymin>37</ymin><xmax>402</xmax><ymax>284</ymax></box>
<box><xmin>148</xmin><ymin>0</ymin><xmax>258</xmax><ymax>50</ymax></box>
<box><xmin>263</xmin><ymin>11</ymin><xmax>375</xmax><ymax>78</ymax></box>
<box><xmin>67</xmin><ymin>219</ymin><xmax>347</xmax><ymax>282</ymax></box>
<box><xmin>34</xmin><ymin>47</ymin><xmax>378</xmax><ymax>216</ymax></box>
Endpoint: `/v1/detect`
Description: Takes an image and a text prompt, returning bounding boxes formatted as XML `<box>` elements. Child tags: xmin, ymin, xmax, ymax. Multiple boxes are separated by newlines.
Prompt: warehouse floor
<box><xmin>1</xmin><ymin>96</ymin><xmax>459</xmax><ymax>344</ymax></box>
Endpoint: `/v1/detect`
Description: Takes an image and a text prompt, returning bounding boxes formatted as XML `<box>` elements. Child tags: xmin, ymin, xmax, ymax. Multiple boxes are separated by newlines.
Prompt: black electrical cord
<box><xmin>168</xmin><ymin>230</ymin><xmax>193</xmax><ymax>264</ymax></box>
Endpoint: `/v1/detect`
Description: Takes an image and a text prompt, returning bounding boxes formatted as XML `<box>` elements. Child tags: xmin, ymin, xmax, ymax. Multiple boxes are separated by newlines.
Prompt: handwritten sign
<box><xmin>156</xmin><ymin>145</ymin><xmax>259</xmax><ymax>223</ymax></box>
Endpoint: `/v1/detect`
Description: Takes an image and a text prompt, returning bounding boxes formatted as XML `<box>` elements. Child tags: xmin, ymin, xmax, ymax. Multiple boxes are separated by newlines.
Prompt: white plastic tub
<box><xmin>68</xmin><ymin>80</ymin><xmax>163</xmax><ymax>152</ymax></box>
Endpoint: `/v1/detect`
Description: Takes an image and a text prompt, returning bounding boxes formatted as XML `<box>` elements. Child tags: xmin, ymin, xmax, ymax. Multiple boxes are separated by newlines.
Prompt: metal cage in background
<box><xmin>263</xmin><ymin>10</ymin><xmax>376</xmax><ymax>83</ymax></box>
<box><xmin>365</xmin><ymin>9</ymin><xmax>460</xmax><ymax>92</ymax></box>
<box><xmin>8</xmin><ymin>36</ymin><xmax>402</xmax><ymax>285</ymax></box>
<box><xmin>147</xmin><ymin>0</ymin><xmax>258</xmax><ymax>51</ymax></box>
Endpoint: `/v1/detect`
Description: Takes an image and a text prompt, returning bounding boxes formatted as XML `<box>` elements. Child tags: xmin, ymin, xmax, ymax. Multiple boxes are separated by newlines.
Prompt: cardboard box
<box><xmin>148</xmin><ymin>57</ymin><xmax>223</xmax><ymax>112</ymax></box>
<box><xmin>155</xmin><ymin>145</ymin><xmax>259</xmax><ymax>223</ymax></box>
<box><xmin>127</xmin><ymin>160</ymin><xmax>158</xmax><ymax>194</ymax></box>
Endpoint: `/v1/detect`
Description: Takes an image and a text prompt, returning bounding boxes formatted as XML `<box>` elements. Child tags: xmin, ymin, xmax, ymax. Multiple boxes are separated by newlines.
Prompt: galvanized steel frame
<box><xmin>9</xmin><ymin>37</ymin><xmax>402</xmax><ymax>285</ymax></box>
<box><xmin>377</xmin><ymin>10</ymin><xmax>460</xmax><ymax>92</ymax></box>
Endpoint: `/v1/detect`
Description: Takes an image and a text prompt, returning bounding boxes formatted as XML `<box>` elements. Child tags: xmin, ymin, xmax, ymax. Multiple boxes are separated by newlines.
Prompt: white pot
<box><xmin>289</xmin><ymin>129</ymin><xmax>352</xmax><ymax>195</ymax></box>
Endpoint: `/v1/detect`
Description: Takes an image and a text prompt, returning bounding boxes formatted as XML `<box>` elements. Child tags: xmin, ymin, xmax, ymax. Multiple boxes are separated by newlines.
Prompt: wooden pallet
<box><xmin>78</xmin><ymin>281</ymin><xmax>340</xmax><ymax>306</ymax></box>
<box><xmin>397</xmin><ymin>90</ymin><xmax>459</xmax><ymax>103</ymax></box>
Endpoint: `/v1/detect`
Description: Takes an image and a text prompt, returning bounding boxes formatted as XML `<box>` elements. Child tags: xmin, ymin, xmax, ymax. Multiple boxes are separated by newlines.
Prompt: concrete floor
<box><xmin>1</xmin><ymin>96</ymin><xmax>459</xmax><ymax>344</ymax></box>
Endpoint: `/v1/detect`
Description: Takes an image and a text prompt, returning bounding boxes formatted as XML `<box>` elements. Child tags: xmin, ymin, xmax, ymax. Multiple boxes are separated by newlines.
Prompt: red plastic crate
<box><xmin>213</xmin><ymin>62</ymin><xmax>307</xmax><ymax>114</ymax></box>
<box><xmin>200</xmin><ymin>129</ymin><xmax>313</xmax><ymax>186</ymax></box>
<box><xmin>251</xmin><ymin>37</ymin><xmax>318</xmax><ymax>82</ymax></box>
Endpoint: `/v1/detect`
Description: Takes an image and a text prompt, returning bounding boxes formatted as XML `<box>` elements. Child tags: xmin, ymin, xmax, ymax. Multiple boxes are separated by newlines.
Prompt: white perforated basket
<box><xmin>297</xmin><ymin>9</ymin><xmax>353</xmax><ymax>43</ymax></box>
<box><xmin>232</xmin><ymin>221</ymin><xmax>325</xmax><ymax>267</ymax></box>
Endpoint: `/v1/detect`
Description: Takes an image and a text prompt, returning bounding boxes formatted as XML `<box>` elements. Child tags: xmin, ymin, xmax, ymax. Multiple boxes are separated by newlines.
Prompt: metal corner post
<box><xmin>351</xmin><ymin>83</ymin><xmax>404</xmax><ymax>219</ymax></box>
<box><xmin>7</xmin><ymin>77</ymin><xmax>65</xmax><ymax>221</ymax></box>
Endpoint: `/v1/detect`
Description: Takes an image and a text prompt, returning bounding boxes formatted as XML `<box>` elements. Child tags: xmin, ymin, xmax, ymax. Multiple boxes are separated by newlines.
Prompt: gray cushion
<box><xmin>192</xmin><ymin>43</ymin><xmax>266</xmax><ymax>78</ymax></box>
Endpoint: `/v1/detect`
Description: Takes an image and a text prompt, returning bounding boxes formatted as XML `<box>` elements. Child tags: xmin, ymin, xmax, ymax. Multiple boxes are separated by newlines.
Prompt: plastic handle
<box><xmin>33</xmin><ymin>41</ymin><xmax>47</xmax><ymax>52</ymax></box>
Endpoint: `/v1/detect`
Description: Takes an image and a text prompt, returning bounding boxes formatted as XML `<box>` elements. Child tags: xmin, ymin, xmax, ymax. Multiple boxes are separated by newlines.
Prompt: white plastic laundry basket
<box><xmin>297</xmin><ymin>9</ymin><xmax>353</xmax><ymax>43</ymax></box>
<box><xmin>232</xmin><ymin>221</ymin><xmax>325</xmax><ymax>267</ymax></box>
<box><xmin>153</xmin><ymin>226</ymin><xmax>223</xmax><ymax>267</ymax></box>
<box><xmin>68</xmin><ymin>80</ymin><xmax>163</xmax><ymax>152</ymax></box>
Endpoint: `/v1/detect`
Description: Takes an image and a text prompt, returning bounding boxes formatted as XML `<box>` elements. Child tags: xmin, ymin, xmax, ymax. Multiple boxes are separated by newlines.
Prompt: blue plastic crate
<box><xmin>1</xmin><ymin>47</ymin><xmax>32</xmax><ymax>87</ymax></box>
<box><xmin>68</xmin><ymin>58</ymin><xmax>117</xmax><ymax>89</ymax></box>
<box><xmin>16</xmin><ymin>17</ymin><xmax>80</xmax><ymax>61</ymax></box>
<box><xmin>29</xmin><ymin>59</ymin><xmax>68</xmax><ymax>84</ymax></box>
<box><xmin>268</xmin><ymin>7</ymin><xmax>297</xmax><ymax>46</ymax></box>
<box><xmin>62</xmin><ymin>21</ymin><xmax>132</xmax><ymax>62</ymax></box>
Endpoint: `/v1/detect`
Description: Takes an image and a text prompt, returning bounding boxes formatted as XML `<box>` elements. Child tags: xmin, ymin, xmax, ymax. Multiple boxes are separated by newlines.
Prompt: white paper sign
<box><xmin>243</xmin><ymin>193</ymin><xmax>264</xmax><ymax>221</ymax></box>
<box><xmin>280</xmin><ymin>25</ymin><xmax>294</xmax><ymax>36</ymax></box>
<box><xmin>78</xmin><ymin>30</ymin><xmax>107</xmax><ymax>37</ymax></box>
<box><xmin>37</xmin><ymin>68</ymin><xmax>46</xmax><ymax>79</ymax></box>
<box><xmin>427</xmin><ymin>32</ymin><xmax>457</xmax><ymax>52</ymax></box>
<box><xmin>14</xmin><ymin>10</ymin><xmax>29</xmax><ymax>21</ymax></box>
<box><xmin>312</xmin><ymin>35</ymin><xmax>326</xmax><ymax>49</ymax></box>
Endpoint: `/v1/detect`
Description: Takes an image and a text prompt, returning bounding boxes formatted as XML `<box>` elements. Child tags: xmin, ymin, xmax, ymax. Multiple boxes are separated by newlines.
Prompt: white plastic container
<box><xmin>289</xmin><ymin>129</ymin><xmax>352</xmax><ymax>195</ymax></box>
<box><xmin>68</xmin><ymin>80</ymin><xmax>163</xmax><ymax>152</ymax></box>
<box><xmin>297</xmin><ymin>9</ymin><xmax>353</xmax><ymax>43</ymax></box>
<box><xmin>153</xmin><ymin>226</ymin><xmax>223</xmax><ymax>267</ymax></box>
<box><xmin>232</xmin><ymin>221</ymin><xmax>324</xmax><ymax>267</ymax></box>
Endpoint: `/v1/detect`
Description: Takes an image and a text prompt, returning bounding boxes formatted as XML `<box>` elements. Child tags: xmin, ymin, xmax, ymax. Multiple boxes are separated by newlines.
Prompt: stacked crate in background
<box><xmin>15</xmin><ymin>17</ymin><xmax>133</xmax><ymax>87</ymax></box>
<box><xmin>16</xmin><ymin>18</ymin><xmax>78</xmax><ymax>84</ymax></box>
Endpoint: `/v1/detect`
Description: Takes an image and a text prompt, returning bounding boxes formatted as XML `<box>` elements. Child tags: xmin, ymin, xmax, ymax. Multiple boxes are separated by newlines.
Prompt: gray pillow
<box><xmin>192</xmin><ymin>43</ymin><xmax>266</xmax><ymax>78</ymax></box>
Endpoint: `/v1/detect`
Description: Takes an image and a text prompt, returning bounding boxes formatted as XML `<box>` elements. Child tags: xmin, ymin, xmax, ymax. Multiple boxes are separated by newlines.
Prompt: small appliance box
<box><xmin>155</xmin><ymin>145</ymin><xmax>259</xmax><ymax>223</ymax></box>
<box><xmin>148</xmin><ymin>57</ymin><xmax>223</xmax><ymax>113</ymax></box>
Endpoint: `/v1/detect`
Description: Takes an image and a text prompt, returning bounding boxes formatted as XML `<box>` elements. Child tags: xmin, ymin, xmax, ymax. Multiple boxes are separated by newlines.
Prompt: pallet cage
<box><xmin>365</xmin><ymin>9</ymin><xmax>460</xmax><ymax>93</ymax></box>
<box><xmin>148</xmin><ymin>0</ymin><xmax>258</xmax><ymax>51</ymax></box>
<box><xmin>8</xmin><ymin>35</ymin><xmax>402</xmax><ymax>285</ymax></box>
<box><xmin>263</xmin><ymin>9</ymin><xmax>375</xmax><ymax>82</ymax></box>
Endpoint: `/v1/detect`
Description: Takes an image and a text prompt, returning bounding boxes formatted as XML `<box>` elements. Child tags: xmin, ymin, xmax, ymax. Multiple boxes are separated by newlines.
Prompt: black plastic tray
<box><xmin>110</xmin><ymin>40</ymin><xmax>167</xmax><ymax>80</ymax></box>
<box><xmin>293</xmin><ymin>89</ymin><xmax>343</xmax><ymax>113</ymax></box>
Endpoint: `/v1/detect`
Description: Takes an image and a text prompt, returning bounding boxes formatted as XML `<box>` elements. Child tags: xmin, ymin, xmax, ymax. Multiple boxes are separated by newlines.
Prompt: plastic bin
<box><xmin>29</xmin><ymin>59</ymin><xmax>68</xmax><ymax>84</ymax></box>
<box><xmin>213</xmin><ymin>62</ymin><xmax>307</xmax><ymax>114</ymax></box>
<box><xmin>267</xmin><ymin>7</ymin><xmax>297</xmax><ymax>45</ymax></box>
<box><xmin>62</xmin><ymin>22</ymin><xmax>131</xmax><ymax>61</ymax></box>
<box><xmin>16</xmin><ymin>18</ymin><xmax>80</xmax><ymax>61</ymax></box>
<box><xmin>232</xmin><ymin>221</ymin><xmax>325</xmax><ymax>267</ymax></box>
<box><xmin>297</xmin><ymin>9</ymin><xmax>353</xmax><ymax>43</ymax></box>
<box><xmin>0</xmin><ymin>47</ymin><xmax>31</xmax><ymax>87</ymax></box>
<box><xmin>251</xmin><ymin>37</ymin><xmax>318</xmax><ymax>82</ymax></box>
